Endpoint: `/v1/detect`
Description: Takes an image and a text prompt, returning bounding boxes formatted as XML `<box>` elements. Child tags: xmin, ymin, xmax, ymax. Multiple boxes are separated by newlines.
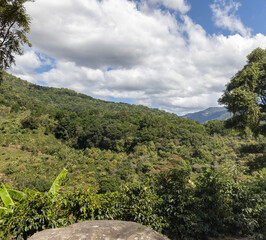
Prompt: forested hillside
<box><xmin>0</xmin><ymin>72</ymin><xmax>265</xmax><ymax>239</ymax></box>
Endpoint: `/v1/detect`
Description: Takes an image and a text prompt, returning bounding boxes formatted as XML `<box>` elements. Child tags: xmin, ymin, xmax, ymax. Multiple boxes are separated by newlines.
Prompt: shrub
<box><xmin>21</xmin><ymin>116</ymin><xmax>40</xmax><ymax>130</ymax></box>
<box><xmin>1</xmin><ymin>184</ymin><xmax>165</xmax><ymax>239</ymax></box>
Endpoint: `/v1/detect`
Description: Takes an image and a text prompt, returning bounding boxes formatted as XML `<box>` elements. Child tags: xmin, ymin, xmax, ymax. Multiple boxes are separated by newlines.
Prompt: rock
<box><xmin>28</xmin><ymin>220</ymin><xmax>170</xmax><ymax>240</ymax></box>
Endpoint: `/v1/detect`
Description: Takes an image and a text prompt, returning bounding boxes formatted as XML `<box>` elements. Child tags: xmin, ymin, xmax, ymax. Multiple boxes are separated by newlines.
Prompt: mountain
<box><xmin>0</xmin><ymin>72</ymin><xmax>206</xmax><ymax>190</ymax></box>
<box><xmin>182</xmin><ymin>107</ymin><xmax>232</xmax><ymax>123</ymax></box>
<box><xmin>0</xmin><ymin>72</ymin><xmax>261</xmax><ymax>192</ymax></box>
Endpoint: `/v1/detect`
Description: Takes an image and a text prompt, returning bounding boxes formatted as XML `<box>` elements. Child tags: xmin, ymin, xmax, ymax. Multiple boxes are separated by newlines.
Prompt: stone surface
<box><xmin>28</xmin><ymin>220</ymin><xmax>170</xmax><ymax>240</ymax></box>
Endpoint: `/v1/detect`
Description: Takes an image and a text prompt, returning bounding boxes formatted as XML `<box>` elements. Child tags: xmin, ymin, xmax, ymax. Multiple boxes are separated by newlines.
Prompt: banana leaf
<box><xmin>23</xmin><ymin>187</ymin><xmax>38</xmax><ymax>196</ymax></box>
<box><xmin>0</xmin><ymin>183</ymin><xmax>14</xmax><ymax>208</ymax></box>
<box><xmin>8</xmin><ymin>189</ymin><xmax>26</xmax><ymax>201</ymax></box>
<box><xmin>49</xmin><ymin>168</ymin><xmax>67</xmax><ymax>195</ymax></box>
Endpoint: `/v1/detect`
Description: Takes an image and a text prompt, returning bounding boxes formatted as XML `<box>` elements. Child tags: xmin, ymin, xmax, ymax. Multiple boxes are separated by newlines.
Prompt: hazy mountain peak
<box><xmin>183</xmin><ymin>107</ymin><xmax>232</xmax><ymax>123</ymax></box>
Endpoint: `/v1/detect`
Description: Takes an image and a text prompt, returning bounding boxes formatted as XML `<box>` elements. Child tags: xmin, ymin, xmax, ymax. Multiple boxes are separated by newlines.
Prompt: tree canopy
<box><xmin>0</xmin><ymin>0</ymin><xmax>33</xmax><ymax>82</ymax></box>
<box><xmin>219</xmin><ymin>48</ymin><xmax>266</xmax><ymax>135</ymax></box>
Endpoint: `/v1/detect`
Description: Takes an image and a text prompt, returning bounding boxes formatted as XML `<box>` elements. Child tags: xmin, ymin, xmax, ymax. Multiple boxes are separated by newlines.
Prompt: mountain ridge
<box><xmin>1</xmin><ymin>72</ymin><xmax>185</xmax><ymax>120</ymax></box>
<box><xmin>183</xmin><ymin>107</ymin><xmax>232</xmax><ymax>123</ymax></box>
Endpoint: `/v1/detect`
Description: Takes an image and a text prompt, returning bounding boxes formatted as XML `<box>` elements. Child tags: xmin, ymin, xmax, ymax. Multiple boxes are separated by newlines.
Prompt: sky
<box><xmin>9</xmin><ymin>0</ymin><xmax>266</xmax><ymax>115</ymax></box>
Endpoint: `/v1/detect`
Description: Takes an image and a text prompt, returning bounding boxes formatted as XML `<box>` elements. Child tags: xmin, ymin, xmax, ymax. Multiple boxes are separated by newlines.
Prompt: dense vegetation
<box><xmin>0</xmin><ymin>72</ymin><xmax>265</xmax><ymax>239</ymax></box>
<box><xmin>219</xmin><ymin>48</ymin><xmax>266</xmax><ymax>136</ymax></box>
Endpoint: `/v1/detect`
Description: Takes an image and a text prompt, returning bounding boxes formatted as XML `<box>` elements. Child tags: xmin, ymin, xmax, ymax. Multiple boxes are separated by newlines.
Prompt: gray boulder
<box><xmin>28</xmin><ymin>220</ymin><xmax>169</xmax><ymax>240</ymax></box>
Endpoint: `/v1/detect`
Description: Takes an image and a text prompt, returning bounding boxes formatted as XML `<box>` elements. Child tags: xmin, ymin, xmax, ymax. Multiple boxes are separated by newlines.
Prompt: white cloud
<box><xmin>25</xmin><ymin>0</ymin><xmax>173</xmax><ymax>69</ymax></box>
<box><xmin>39</xmin><ymin>61</ymin><xmax>105</xmax><ymax>93</ymax></box>
<box><xmin>10</xmin><ymin>50</ymin><xmax>41</xmax><ymax>82</ymax></box>
<box><xmin>14</xmin><ymin>50</ymin><xmax>41</xmax><ymax>70</ymax></box>
<box><xmin>210</xmin><ymin>0</ymin><xmax>251</xmax><ymax>36</ymax></box>
<box><xmin>146</xmin><ymin>0</ymin><xmax>191</xmax><ymax>13</ymax></box>
<box><xmin>9</xmin><ymin>0</ymin><xmax>266</xmax><ymax>115</ymax></box>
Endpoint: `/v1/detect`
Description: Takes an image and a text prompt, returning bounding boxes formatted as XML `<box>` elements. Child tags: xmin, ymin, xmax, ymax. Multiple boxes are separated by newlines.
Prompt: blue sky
<box><xmin>10</xmin><ymin>0</ymin><xmax>266</xmax><ymax>115</ymax></box>
<box><xmin>231</xmin><ymin>0</ymin><xmax>265</xmax><ymax>34</ymax></box>
<box><xmin>188</xmin><ymin>0</ymin><xmax>265</xmax><ymax>36</ymax></box>
<box><xmin>34</xmin><ymin>53</ymin><xmax>55</xmax><ymax>75</ymax></box>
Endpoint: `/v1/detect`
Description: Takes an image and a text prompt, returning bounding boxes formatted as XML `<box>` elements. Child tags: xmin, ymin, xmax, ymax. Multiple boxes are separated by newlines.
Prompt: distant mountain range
<box><xmin>182</xmin><ymin>107</ymin><xmax>232</xmax><ymax>123</ymax></box>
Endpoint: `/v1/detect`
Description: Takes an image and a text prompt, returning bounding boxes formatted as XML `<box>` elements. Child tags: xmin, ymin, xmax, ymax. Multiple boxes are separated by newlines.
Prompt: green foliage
<box><xmin>0</xmin><ymin>183</ymin><xmax>14</xmax><ymax>207</ymax></box>
<box><xmin>0</xmin><ymin>168</ymin><xmax>67</xmax><ymax>230</ymax></box>
<box><xmin>1</xmin><ymin>183</ymin><xmax>165</xmax><ymax>239</ymax></box>
<box><xmin>114</xmin><ymin>183</ymin><xmax>165</xmax><ymax>231</ymax></box>
<box><xmin>154</xmin><ymin>169</ymin><xmax>197</xmax><ymax>239</ymax></box>
<box><xmin>193</xmin><ymin>170</ymin><xmax>266</xmax><ymax>238</ymax></box>
<box><xmin>219</xmin><ymin>48</ymin><xmax>266</xmax><ymax>136</ymax></box>
<box><xmin>0</xmin><ymin>73</ymin><xmax>265</xmax><ymax>239</ymax></box>
<box><xmin>48</xmin><ymin>168</ymin><xmax>67</xmax><ymax>195</ymax></box>
<box><xmin>1</xmin><ymin>192</ymin><xmax>64</xmax><ymax>239</ymax></box>
<box><xmin>0</xmin><ymin>0</ymin><xmax>33</xmax><ymax>83</ymax></box>
<box><xmin>20</xmin><ymin>116</ymin><xmax>40</xmax><ymax>129</ymax></box>
<box><xmin>0</xmin><ymin>73</ymin><xmax>265</xmax><ymax>190</ymax></box>
<box><xmin>204</xmin><ymin>120</ymin><xmax>230</xmax><ymax>136</ymax></box>
<box><xmin>2</xmin><ymin>170</ymin><xmax>265</xmax><ymax>239</ymax></box>
<box><xmin>98</xmin><ymin>177</ymin><xmax>119</xmax><ymax>194</ymax></box>
<box><xmin>0</xmin><ymin>183</ymin><xmax>15</xmax><ymax>223</ymax></box>
<box><xmin>5</xmin><ymin>188</ymin><xmax>26</xmax><ymax>201</ymax></box>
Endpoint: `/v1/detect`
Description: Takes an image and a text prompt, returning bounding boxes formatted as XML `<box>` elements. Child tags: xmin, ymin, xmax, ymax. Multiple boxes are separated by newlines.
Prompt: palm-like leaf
<box><xmin>49</xmin><ymin>168</ymin><xmax>67</xmax><ymax>195</ymax></box>
<box><xmin>8</xmin><ymin>189</ymin><xmax>26</xmax><ymax>201</ymax></box>
<box><xmin>0</xmin><ymin>183</ymin><xmax>14</xmax><ymax>207</ymax></box>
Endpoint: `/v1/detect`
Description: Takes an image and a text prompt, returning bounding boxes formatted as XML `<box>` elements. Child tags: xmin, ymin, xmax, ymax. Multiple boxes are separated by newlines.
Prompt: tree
<box><xmin>0</xmin><ymin>0</ymin><xmax>33</xmax><ymax>83</ymax></box>
<box><xmin>219</xmin><ymin>48</ymin><xmax>266</xmax><ymax>136</ymax></box>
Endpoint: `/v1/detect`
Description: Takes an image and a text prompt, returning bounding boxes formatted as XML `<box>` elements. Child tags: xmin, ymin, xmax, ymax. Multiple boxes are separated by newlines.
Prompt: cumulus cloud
<box><xmin>24</xmin><ymin>0</ymin><xmax>173</xmax><ymax>69</ymax></box>
<box><xmin>9</xmin><ymin>0</ymin><xmax>266</xmax><ymax>115</ymax></box>
<box><xmin>14</xmin><ymin>50</ymin><xmax>42</xmax><ymax>70</ymax></box>
<box><xmin>210</xmin><ymin>0</ymin><xmax>251</xmax><ymax>36</ymax></box>
<box><xmin>10</xmin><ymin>50</ymin><xmax>41</xmax><ymax>82</ymax></box>
<box><xmin>146</xmin><ymin>0</ymin><xmax>191</xmax><ymax>13</ymax></box>
<box><xmin>39</xmin><ymin>61</ymin><xmax>105</xmax><ymax>93</ymax></box>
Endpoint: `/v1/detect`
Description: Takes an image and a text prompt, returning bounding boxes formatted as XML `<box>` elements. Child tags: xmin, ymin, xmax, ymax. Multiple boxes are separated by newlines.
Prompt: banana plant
<box><xmin>0</xmin><ymin>168</ymin><xmax>67</xmax><ymax>217</ymax></box>
<box><xmin>0</xmin><ymin>183</ymin><xmax>26</xmax><ymax>216</ymax></box>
